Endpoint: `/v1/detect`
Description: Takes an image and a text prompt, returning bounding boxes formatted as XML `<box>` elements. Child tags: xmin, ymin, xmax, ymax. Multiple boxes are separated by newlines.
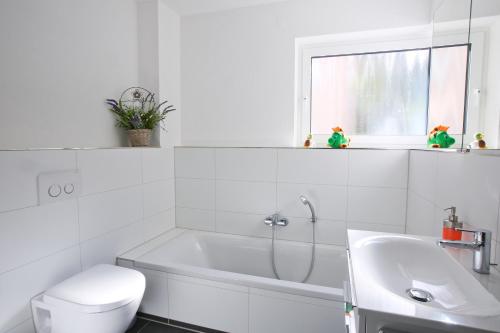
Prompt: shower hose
<box><xmin>271</xmin><ymin>220</ymin><xmax>316</xmax><ymax>283</ymax></box>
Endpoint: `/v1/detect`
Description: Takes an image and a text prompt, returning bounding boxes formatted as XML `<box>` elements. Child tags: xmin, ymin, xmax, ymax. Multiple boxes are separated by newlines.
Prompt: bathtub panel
<box><xmin>137</xmin><ymin>268</ymin><xmax>169</xmax><ymax>318</ymax></box>
<box><xmin>249</xmin><ymin>291</ymin><xmax>344</xmax><ymax>333</ymax></box>
<box><xmin>168</xmin><ymin>276</ymin><xmax>249</xmax><ymax>333</ymax></box>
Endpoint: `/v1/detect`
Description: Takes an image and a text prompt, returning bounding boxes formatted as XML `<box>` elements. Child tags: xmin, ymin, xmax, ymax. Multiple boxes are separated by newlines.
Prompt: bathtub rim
<box><xmin>118</xmin><ymin>228</ymin><xmax>345</xmax><ymax>302</ymax></box>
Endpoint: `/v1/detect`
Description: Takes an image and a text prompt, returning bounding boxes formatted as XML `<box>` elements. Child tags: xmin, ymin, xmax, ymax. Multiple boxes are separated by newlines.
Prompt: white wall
<box><xmin>159</xmin><ymin>0</ymin><xmax>182</xmax><ymax>147</ymax></box>
<box><xmin>407</xmin><ymin>150</ymin><xmax>500</xmax><ymax>266</ymax></box>
<box><xmin>0</xmin><ymin>147</ymin><xmax>175</xmax><ymax>333</ymax></box>
<box><xmin>180</xmin><ymin>0</ymin><xmax>434</xmax><ymax>146</ymax></box>
<box><xmin>174</xmin><ymin>147</ymin><xmax>409</xmax><ymax>245</ymax></box>
<box><xmin>0</xmin><ymin>0</ymin><xmax>140</xmax><ymax>149</ymax></box>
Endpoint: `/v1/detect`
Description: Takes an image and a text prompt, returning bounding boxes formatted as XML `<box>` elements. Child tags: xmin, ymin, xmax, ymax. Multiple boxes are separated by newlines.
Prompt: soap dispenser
<box><xmin>442</xmin><ymin>207</ymin><xmax>463</xmax><ymax>241</ymax></box>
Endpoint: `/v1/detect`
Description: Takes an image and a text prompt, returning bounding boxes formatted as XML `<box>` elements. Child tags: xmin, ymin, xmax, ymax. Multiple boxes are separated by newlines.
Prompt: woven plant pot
<box><xmin>128</xmin><ymin>129</ymin><xmax>152</xmax><ymax>147</ymax></box>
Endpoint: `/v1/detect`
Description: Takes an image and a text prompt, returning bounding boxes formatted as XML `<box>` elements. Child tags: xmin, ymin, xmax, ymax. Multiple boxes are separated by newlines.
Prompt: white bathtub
<box><xmin>118</xmin><ymin>229</ymin><xmax>347</xmax><ymax>333</ymax></box>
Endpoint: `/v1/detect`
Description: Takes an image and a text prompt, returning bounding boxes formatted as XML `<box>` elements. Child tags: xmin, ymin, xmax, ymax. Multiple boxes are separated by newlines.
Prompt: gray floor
<box><xmin>126</xmin><ymin>318</ymin><xmax>195</xmax><ymax>333</ymax></box>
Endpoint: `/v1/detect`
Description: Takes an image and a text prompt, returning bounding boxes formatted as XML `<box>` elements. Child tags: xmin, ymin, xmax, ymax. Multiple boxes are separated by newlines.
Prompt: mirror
<box><xmin>430</xmin><ymin>0</ymin><xmax>472</xmax><ymax>150</ymax></box>
<box><xmin>432</xmin><ymin>0</ymin><xmax>500</xmax><ymax>150</ymax></box>
<box><xmin>466</xmin><ymin>0</ymin><xmax>500</xmax><ymax>149</ymax></box>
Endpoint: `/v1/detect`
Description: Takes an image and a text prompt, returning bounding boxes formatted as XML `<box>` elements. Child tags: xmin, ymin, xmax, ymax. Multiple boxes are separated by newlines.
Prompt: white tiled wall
<box><xmin>175</xmin><ymin>147</ymin><xmax>409</xmax><ymax>245</ymax></box>
<box><xmin>407</xmin><ymin>150</ymin><xmax>500</xmax><ymax>266</ymax></box>
<box><xmin>0</xmin><ymin>148</ymin><xmax>175</xmax><ymax>333</ymax></box>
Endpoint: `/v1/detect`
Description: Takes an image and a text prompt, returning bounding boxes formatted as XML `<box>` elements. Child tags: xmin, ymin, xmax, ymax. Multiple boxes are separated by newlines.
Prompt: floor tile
<box><xmin>126</xmin><ymin>318</ymin><xmax>149</xmax><ymax>333</ymax></box>
<box><xmin>141</xmin><ymin>321</ymin><xmax>192</xmax><ymax>333</ymax></box>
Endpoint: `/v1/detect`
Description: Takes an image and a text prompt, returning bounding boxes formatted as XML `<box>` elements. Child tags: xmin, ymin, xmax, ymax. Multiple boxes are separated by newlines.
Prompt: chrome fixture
<box><xmin>299</xmin><ymin>195</ymin><xmax>317</xmax><ymax>223</ymax></box>
<box><xmin>406</xmin><ymin>288</ymin><xmax>433</xmax><ymax>303</ymax></box>
<box><xmin>439</xmin><ymin>228</ymin><xmax>492</xmax><ymax>274</ymax></box>
<box><xmin>264</xmin><ymin>213</ymin><xmax>288</xmax><ymax>227</ymax></box>
<box><xmin>265</xmin><ymin>196</ymin><xmax>316</xmax><ymax>283</ymax></box>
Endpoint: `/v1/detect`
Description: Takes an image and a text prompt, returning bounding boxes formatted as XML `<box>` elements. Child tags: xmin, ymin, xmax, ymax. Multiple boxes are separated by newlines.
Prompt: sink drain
<box><xmin>406</xmin><ymin>288</ymin><xmax>433</xmax><ymax>302</ymax></box>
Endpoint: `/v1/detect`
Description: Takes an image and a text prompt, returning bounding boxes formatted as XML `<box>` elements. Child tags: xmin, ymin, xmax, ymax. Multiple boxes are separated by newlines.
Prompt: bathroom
<box><xmin>0</xmin><ymin>0</ymin><xmax>499</xmax><ymax>332</ymax></box>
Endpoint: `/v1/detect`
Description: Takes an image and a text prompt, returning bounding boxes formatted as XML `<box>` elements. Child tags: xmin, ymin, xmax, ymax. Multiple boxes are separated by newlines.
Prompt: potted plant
<box><xmin>106</xmin><ymin>87</ymin><xmax>175</xmax><ymax>147</ymax></box>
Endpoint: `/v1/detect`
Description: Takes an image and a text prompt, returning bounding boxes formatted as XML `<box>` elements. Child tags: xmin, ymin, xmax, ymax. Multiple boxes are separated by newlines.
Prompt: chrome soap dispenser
<box><xmin>442</xmin><ymin>206</ymin><xmax>463</xmax><ymax>241</ymax></box>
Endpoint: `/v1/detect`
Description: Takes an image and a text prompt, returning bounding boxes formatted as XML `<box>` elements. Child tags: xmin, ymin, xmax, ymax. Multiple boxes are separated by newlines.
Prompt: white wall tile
<box><xmin>216</xmin><ymin>180</ymin><xmax>276</xmax><ymax>214</ymax></box>
<box><xmin>78</xmin><ymin>186</ymin><xmax>143</xmax><ymax>242</ymax></box>
<box><xmin>216</xmin><ymin>211</ymin><xmax>271</xmax><ymax>238</ymax></box>
<box><xmin>77</xmin><ymin>149</ymin><xmax>142</xmax><ymax>195</ymax></box>
<box><xmin>168</xmin><ymin>277</ymin><xmax>248</xmax><ymax>333</ymax></box>
<box><xmin>249</xmin><ymin>292</ymin><xmax>343</xmax><ymax>333</ymax></box>
<box><xmin>175</xmin><ymin>148</ymin><xmax>215</xmax><ymax>179</ymax></box>
<box><xmin>80</xmin><ymin>221</ymin><xmax>144</xmax><ymax>270</ymax></box>
<box><xmin>143</xmin><ymin>179</ymin><xmax>175</xmax><ymax>218</ymax></box>
<box><xmin>408</xmin><ymin>150</ymin><xmax>438</xmax><ymax>201</ymax></box>
<box><xmin>496</xmin><ymin>241</ymin><xmax>500</xmax><ymax>268</ymax></box>
<box><xmin>277</xmin><ymin>183</ymin><xmax>347</xmax><ymax>221</ymax></box>
<box><xmin>434</xmin><ymin>152</ymin><xmax>466</xmax><ymax>210</ymax></box>
<box><xmin>0</xmin><ymin>247</ymin><xmax>80</xmax><ymax>332</ymax></box>
<box><xmin>461</xmin><ymin>154</ymin><xmax>500</xmax><ymax>239</ymax></box>
<box><xmin>216</xmin><ymin>148</ymin><xmax>277</xmax><ymax>182</ymax></box>
<box><xmin>277</xmin><ymin>218</ymin><xmax>346</xmax><ymax>246</ymax></box>
<box><xmin>0</xmin><ymin>150</ymin><xmax>76</xmax><ymax>212</ymax></box>
<box><xmin>277</xmin><ymin>149</ymin><xmax>348</xmax><ymax>185</ymax></box>
<box><xmin>143</xmin><ymin>208</ymin><xmax>176</xmax><ymax>241</ymax></box>
<box><xmin>142</xmin><ymin>147</ymin><xmax>174</xmax><ymax>183</ymax></box>
<box><xmin>176</xmin><ymin>178</ymin><xmax>215</xmax><ymax>210</ymax></box>
<box><xmin>349</xmin><ymin>150</ymin><xmax>408</xmax><ymax>188</ymax></box>
<box><xmin>176</xmin><ymin>207</ymin><xmax>215</xmax><ymax>231</ymax></box>
<box><xmin>0</xmin><ymin>200</ymin><xmax>78</xmax><ymax>274</ymax></box>
<box><xmin>347</xmin><ymin>187</ymin><xmax>407</xmax><ymax>225</ymax></box>
<box><xmin>406</xmin><ymin>191</ymin><xmax>439</xmax><ymax>237</ymax></box>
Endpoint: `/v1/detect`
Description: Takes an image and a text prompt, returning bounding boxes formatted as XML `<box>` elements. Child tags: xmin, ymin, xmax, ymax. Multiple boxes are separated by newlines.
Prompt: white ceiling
<box><xmin>165</xmin><ymin>0</ymin><xmax>291</xmax><ymax>16</ymax></box>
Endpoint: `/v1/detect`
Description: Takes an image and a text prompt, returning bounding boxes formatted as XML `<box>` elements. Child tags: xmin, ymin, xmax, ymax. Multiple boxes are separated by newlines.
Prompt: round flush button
<box><xmin>48</xmin><ymin>184</ymin><xmax>62</xmax><ymax>197</ymax></box>
<box><xmin>64</xmin><ymin>183</ymin><xmax>75</xmax><ymax>194</ymax></box>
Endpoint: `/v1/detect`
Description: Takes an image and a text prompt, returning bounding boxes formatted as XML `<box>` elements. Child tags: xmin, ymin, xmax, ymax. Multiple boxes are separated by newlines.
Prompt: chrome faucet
<box><xmin>264</xmin><ymin>213</ymin><xmax>288</xmax><ymax>227</ymax></box>
<box><xmin>438</xmin><ymin>228</ymin><xmax>492</xmax><ymax>274</ymax></box>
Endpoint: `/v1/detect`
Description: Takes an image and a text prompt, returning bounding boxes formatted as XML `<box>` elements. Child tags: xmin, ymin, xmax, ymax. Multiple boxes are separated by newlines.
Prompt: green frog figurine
<box><xmin>327</xmin><ymin>127</ymin><xmax>350</xmax><ymax>149</ymax></box>
<box><xmin>427</xmin><ymin>125</ymin><xmax>455</xmax><ymax>148</ymax></box>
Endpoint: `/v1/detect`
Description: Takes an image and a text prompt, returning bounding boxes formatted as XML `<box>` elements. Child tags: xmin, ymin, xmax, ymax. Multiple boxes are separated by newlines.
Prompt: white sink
<box><xmin>347</xmin><ymin>230</ymin><xmax>500</xmax><ymax>332</ymax></box>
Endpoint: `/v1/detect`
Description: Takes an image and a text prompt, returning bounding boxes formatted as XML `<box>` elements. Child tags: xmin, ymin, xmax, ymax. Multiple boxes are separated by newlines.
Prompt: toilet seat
<box><xmin>43</xmin><ymin>264</ymin><xmax>145</xmax><ymax>314</ymax></box>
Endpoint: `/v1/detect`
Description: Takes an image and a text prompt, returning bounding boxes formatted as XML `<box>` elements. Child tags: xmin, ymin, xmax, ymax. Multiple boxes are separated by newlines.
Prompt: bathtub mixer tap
<box><xmin>265</xmin><ymin>195</ymin><xmax>317</xmax><ymax>284</ymax></box>
<box><xmin>264</xmin><ymin>213</ymin><xmax>288</xmax><ymax>227</ymax></box>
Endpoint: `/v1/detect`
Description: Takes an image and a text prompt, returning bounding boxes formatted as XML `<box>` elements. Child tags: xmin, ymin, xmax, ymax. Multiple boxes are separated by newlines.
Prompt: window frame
<box><xmin>296</xmin><ymin>27</ymin><xmax>433</xmax><ymax>147</ymax></box>
<box><xmin>294</xmin><ymin>25</ymin><xmax>472</xmax><ymax>148</ymax></box>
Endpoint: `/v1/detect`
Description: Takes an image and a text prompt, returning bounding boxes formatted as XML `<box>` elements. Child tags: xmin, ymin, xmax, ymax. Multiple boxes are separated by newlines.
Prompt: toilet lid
<box><xmin>43</xmin><ymin>264</ymin><xmax>145</xmax><ymax>313</ymax></box>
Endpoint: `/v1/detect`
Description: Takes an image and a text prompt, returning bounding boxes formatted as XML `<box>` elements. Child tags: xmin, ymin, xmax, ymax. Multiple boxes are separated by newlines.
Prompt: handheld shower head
<box><xmin>299</xmin><ymin>195</ymin><xmax>316</xmax><ymax>223</ymax></box>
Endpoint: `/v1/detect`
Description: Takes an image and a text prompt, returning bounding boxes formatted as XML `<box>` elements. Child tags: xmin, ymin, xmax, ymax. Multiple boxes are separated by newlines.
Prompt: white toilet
<box><xmin>31</xmin><ymin>264</ymin><xmax>145</xmax><ymax>333</ymax></box>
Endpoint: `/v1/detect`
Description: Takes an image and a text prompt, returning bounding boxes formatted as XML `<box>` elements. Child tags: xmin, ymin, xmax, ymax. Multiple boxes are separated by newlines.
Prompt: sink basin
<box><xmin>350</xmin><ymin>233</ymin><xmax>500</xmax><ymax>317</ymax></box>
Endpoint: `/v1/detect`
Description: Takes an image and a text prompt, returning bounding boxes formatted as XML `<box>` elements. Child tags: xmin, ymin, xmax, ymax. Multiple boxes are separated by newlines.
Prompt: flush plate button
<box><xmin>64</xmin><ymin>183</ymin><xmax>75</xmax><ymax>194</ymax></box>
<box><xmin>48</xmin><ymin>184</ymin><xmax>62</xmax><ymax>197</ymax></box>
<box><xmin>38</xmin><ymin>171</ymin><xmax>81</xmax><ymax>205</ymax></box>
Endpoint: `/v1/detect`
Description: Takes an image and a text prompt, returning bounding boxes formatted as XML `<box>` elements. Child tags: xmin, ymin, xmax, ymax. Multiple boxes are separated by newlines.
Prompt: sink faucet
<box><xmin>264</xmin><ymin>213</ymin><xmax>288</xmax><ymax>227</ymax></box>
<box><xmin>438</xmin><ymin>228</ymin><xmax>492</xmax><ymax>274</ymax></box>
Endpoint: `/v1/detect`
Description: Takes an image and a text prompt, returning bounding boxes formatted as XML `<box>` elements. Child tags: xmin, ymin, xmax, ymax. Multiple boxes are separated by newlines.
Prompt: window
<box><xmin>298</xmin><ymin>31</ymin><xmax>470</xmax><ymax>147</ymax></box>
<box><xmin>310</xmin><ymin>49</ymin><xmax>430</xmax><ymax>136</ymax></box>
<box><xmin>428</xmin><ymin>45</ymin><xmax>469</xmax><ymax>135</ymax></box>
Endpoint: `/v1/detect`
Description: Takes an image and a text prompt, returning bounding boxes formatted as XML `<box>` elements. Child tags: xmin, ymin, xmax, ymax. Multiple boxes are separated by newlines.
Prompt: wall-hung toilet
<box><xmin>31</xmin><ymin>264</ymin><xmax>145</xmax><ymax>333</ymax></box>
